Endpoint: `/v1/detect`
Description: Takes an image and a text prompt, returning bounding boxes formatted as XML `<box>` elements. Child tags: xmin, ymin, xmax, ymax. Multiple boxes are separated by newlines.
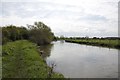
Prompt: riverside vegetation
<box><xmin>65</xmin><ymin>37</ymin><xmax>120</xmax><ymax>49</ymax></box>
<box><xmin>2</xmin><ymin>21</ymin><xmax>120</xmax><ymax>78</ymax></box>
<box><xmin>2</xmin><ymin>22</ymin><xmax>64</xmax><ymax>78</ymax></box>
<box><xmin>2</xmin><ymin>40</ymin><xmax>64</xmax><ymax>78</ymax></box>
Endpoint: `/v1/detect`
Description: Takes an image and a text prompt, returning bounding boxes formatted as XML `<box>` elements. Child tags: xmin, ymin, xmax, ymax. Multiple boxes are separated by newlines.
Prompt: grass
<box><xmin>0</xmin><ymin>45</ymin><xmax>2</xmax><ymax>78</ymax></box>
<box><xmin>2</xmin><ymin>40</ymin><xmax>64</xmax><ymax>78</ymax></box>
<box><xmin>65</xmin><ymin>39</ymin><xmax>120</xmax><ymax>49</ymax></box>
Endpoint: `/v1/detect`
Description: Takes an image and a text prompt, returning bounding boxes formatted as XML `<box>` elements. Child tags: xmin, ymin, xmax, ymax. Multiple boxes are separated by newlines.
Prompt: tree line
<box><xmin>57</xmin><ymin>36</ymin><xmax>120</xmax><ymax>40</ymax></box>
<box><xmin>2</xmin><ymin>22</ymin><xmax>54</xmax><ymax>45</ymax></box>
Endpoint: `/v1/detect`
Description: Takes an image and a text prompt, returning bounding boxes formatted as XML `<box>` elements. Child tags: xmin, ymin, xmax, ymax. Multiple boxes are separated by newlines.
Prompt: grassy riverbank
<box><xmin>2</xmin><ymin>40</ymin><xmax>64</xmax><ymax>78</ymax></box>
<box><xmin>0</xmin><ymin>45</ymin><xmax>2</xmax><ymax>78</ymax></box>
<box><xmin>65</xmin><ymin>39</ymin><xmax>120</xmax><ymax>49</ymax></box>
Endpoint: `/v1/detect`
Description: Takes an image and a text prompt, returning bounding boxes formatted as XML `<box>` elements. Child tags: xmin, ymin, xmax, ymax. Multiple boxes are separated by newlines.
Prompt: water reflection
<box><xmin>39</xmin><ymin>44</ymin><xmax>53</xmax><ymax>59</ymax></box>
<box><xmin>46</xmin><ymin>41</ymin><xmax>118</xmax><ymax>78</ymax></box>
<box><xmin>60</xmin><ymin>40</ymin><xmax>65</xmax><ymax>43</ymax></box>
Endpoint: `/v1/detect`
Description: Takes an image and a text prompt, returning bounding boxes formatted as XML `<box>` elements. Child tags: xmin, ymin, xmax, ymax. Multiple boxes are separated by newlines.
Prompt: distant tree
<box><xmin>60</xmin><ymin>35</ymin><xmax>65</xmax><ymax>40</ymax></box>
<box><xmin>54</xmin><ymin>36</ymin><xmax>59</xmax><ymax>41</ymax></box>
<box><xmin>2</xmin><ymin>22</ymin><xmax>54</xmax><ymax>45</ymax></box>
<box><xmin>93</xmin><ymin>37</ymin><xmax>97</xmax><ymax>39</ymax></box>
<box><xmin>2</xmin><ymin>25</ymin><xmax>29</xmax><ymax>44</ymax></box>
<box><xmin>19</xmin><ymin>27</ymin><xmax>29</xmax><ymax>39</ymax></box>
<box><xmin>0</xmin><ymin>27</ymin><xmax>2</xmax><ymax>45</ymax></box>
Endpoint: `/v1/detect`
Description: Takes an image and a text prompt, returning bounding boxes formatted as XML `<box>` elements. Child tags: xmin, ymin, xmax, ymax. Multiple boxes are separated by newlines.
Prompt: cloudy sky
<box><xmin>0</xmin><ymin>0</ymin><xmax>119</xmax><ymax>37</ymax></box>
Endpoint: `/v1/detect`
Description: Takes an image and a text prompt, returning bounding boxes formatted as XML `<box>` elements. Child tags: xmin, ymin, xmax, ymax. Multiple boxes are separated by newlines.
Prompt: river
<box><xmin>41</xmin><ymin>40</ymin><xmax>118</xmax><ymax>78</ymax></box>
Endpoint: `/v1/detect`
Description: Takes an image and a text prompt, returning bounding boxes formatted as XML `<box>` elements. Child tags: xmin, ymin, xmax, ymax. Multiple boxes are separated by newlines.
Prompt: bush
<box><xmin>28</xmin><ymin>22</ymin><xmax>54</xmax><ymax>45</ymax></box>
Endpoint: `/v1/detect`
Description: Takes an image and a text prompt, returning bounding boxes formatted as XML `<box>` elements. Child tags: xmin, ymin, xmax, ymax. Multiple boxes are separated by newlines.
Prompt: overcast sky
<box><xmin>0</xmin><ymin>0</ymin><xmax>119</xmax><ymax>37</ymax></box>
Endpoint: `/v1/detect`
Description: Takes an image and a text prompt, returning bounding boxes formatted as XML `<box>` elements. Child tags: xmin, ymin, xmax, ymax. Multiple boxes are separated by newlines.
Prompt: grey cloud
<box><xmin>1</xmin><ymin>1</ymin><xmax>118</xmax><ymax>37</ymax></box>
<box><xmin>78</xmin><ymin>14</ymin><xmax>108</xmax><ymax>22</ymax></box>
<box><xmin>55</xmin><ymin>30</ymin><xmax>117</xmax><ymax>37</ymax></box>
<box><xmin>1</xmin><ymin>2</ymin><xmax>84</xmax><ymax>19</ymax></box>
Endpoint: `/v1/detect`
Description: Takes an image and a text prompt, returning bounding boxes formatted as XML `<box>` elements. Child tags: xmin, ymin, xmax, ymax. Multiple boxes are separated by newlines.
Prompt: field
<box><xmin>2</xmin><ymin>40</ymin><xmax>64</xmax><ymax>78</ymax></box>
<box><xmin>65</xmin><ymin>39</ymin><xmax>120</xmax><ymax>49</ymax></box>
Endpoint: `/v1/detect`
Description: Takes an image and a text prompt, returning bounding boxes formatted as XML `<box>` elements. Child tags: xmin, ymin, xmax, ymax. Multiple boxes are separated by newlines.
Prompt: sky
<box><xmin>0</xmin><ymin>0</ymin><xmax>119</xmax><ymax>37</ymax></box>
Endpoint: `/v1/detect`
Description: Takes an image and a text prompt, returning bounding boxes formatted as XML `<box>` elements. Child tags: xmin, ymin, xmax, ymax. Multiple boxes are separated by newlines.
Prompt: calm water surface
<box><xmin>43</xmin><ymin>41</ymin><xmax>118</xmax><ymax>78</ymax></box>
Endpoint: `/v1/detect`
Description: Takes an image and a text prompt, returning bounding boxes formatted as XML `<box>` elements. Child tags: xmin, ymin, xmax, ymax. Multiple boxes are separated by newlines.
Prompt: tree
<box><xmin>2</xmin><ymin>25</ymin><xmax>29</xmax><ymax>44</ymax></box>
<box><xmin>2</xmin><ymin>22</ymin><xmax>54</xmax><ymax>45</ymax></box>
<box><xmin>28</xmin><ymin>22</ymin><xmax>54</xmax><ymax>45</ymax></box>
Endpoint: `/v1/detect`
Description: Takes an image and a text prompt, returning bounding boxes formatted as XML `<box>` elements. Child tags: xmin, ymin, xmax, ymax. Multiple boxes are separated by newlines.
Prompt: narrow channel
<box><xmin>43</xmin><ymin>40</ymin><xmax>118</xmax><ymax>78</ymax></box>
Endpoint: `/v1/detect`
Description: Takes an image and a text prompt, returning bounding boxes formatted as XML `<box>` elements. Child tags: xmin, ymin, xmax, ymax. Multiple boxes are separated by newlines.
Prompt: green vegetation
<box><xmin>1</xmin><ymin>22</ymin><xmax>65</xmax><ymax>78</ymax></box>
<box><xmin>2</xmin><ymin>40</ymin><xmax>64</xmax><ymax>78</ymax></box>
<box><xmin>2</xmin><ymin>21</ymin><xmax>54</xmax><ymax>45</ymax></box>
<box><xmin>2</xmin><ymin>21</ymin><xmax>119</xmax><ymax>78</ymax></box>
<box><xmin>65</xmin><ymin>39</ymin><xmax>120</xmax><ymax>49</ymax></box>
<box><xmin>0</xmin><ymin>45</ymin><xmax>2</xmax><ymax>78</ymax></box>
<box><xmin>2</xmin><ymin>25</ymin><xmax>29</xmax><ymax>44</ymax></box>
<box><xmin>28</xmin><ymin>22</ymin><xmax>54</xmax><ymax>45</ymax></box>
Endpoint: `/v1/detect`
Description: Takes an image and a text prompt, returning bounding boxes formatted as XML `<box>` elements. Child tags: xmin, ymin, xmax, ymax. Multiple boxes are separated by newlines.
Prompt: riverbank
<box><xmin>0</xmin><ymin>45</ymin><xmax>1</xmax><ymax>78</ymax></box>
<box><xmin>2</xmin><ymin>40</ymin><xmax>64</xmax><ymax>78</ymax></box>
<box><xmin>65</xmin><ymin>39</ymin><xmax>120</xmax><ymax>49</ymax></box>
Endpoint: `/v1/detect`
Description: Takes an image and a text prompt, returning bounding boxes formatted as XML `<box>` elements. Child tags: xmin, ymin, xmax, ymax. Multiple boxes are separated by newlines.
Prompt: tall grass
<box><xmin>2</xmin><ymin>40</ymin><xmax>64</xmax><ymax>78</ymax></box>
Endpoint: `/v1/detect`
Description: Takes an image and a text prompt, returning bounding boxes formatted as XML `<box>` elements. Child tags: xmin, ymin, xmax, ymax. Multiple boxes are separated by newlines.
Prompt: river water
<box><xmin>41</xmin><ymin>40</ymin><xmax>118</xmax><ymax>78</ymax></box>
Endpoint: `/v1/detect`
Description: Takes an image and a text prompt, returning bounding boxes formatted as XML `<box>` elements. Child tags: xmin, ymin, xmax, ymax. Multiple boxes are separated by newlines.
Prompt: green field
<box><xmin>2</xmin><ymin>40</ymin><xmax>64</xmax><ymax>78</ymax></box>
<box><xmin>65</xmin><ymin>39</ymin><xmax>120</xmax><ymax>49</ymax></box>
